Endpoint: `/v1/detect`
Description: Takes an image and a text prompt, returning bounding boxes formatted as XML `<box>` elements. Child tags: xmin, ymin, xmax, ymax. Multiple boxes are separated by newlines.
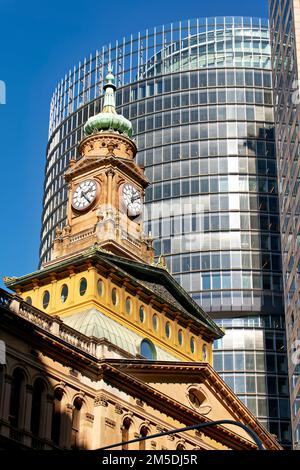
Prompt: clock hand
<box><xmin>81</xmin><ymin>191</ymin><xmax>91</xmax><ymax>203</ymax></box>
<box><xmin>131</xmin><ymin>195</ymin><xmax>140</xmax><ymax>203</ymax></box>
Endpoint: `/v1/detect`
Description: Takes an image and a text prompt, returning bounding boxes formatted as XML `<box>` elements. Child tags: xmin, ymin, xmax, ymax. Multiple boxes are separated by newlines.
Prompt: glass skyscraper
<box><xmin>41</xmin><ymin>17</ymin><xmax>291</xmax><ymax>445</ymax></box>
<box><xmin>269</xmin><ymin>0</ymin><xmax>300</xmax><ymax>449</ymax></box>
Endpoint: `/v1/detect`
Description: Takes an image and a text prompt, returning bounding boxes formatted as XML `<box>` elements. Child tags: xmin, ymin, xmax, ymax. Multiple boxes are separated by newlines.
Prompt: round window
<box><xmin>61</xmin><ymin>284</ymin><xmax>68</xmax><ymax>303</ymax></box>
<box><xmin>178</xmin><ymin>330</ymin><xmax>183</xmax><ymax>346</ymax></box>
<box><xmin>165</xmin><ymin>322</ymin><xmax>171</xmax><ymax>338</ymax></box>
<box><xmin>202</xmin><ymin>344</ymin><xmax>207</xmax><ymax>361</ymax></box>
<box><xmin>97</xmin><ymin>279</ymin><xmax>103</xmax><ymax>296</ymax></box>
<box><xmin>112</xmin><ymin>287</ymin><xmax>118</xmax><ymax>305</ymax></box>
<box><xmin>190</xmin><ymin>337</ymin><xmax>195</xmax><ymax>354</ymax></box>
<box><xmin>125</xmin><ymin>297</ymin><xmax>131</xmax><ymax>314</ymax></box>
<box><xmin>188</xmin><ymin>389</ymin><xmax>206</xmax><ymax>409</ymax></box>
<box><xmin>25</xmin><ymin>296</ymin><xmax>32</xmax><ymax>305</ymax></box>
<box><xmin>152</xmin><ymin>314</ymin><xmax>158</xmax><ymax>330</ymax></box>
<box><xmin>79</xmin><ymin>278</ymin><xmax>87</xmax><ymax>296</ymax></box>
<box><xmin>42</xmin><ymin>291</ymin><xmax>50</xmax><ymax>309</ymax></box>
<box><xmin>139</xmin><ymin>306</ymin><xmax>145</xmax><ymax>323</ymax></box>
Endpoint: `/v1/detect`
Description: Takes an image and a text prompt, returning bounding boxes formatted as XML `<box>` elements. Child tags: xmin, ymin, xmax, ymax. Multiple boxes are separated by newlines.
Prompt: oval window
<box><xmin>112</xmin><ymin>287</ymin><xmax>118</xmax><ymax>305</ymax></box>
<box><xmin>190</xmin><ymin>337</ymin><xmax>195</xmax><ymax>354</ymax></box>
<box><xmin>125</xmin><ymin>297</ymin><xmax>131</xmax><ymax>314</ymax></box>
<box><xmin>97</xmin><ymin>279</ymin><xmax>103</xmax><ymax>296</ymax></box>
<box><xmin>165</xmin><ymin>322</ymin><xmax>171</xmax><ymax>338</ymax></box>
<box><xmin>140</xmin><ymin>339</ymin><xmax>157</xmax><ymax>360</ymax></box>
<box><xmin>202</xmin><ymin>344</ymin><xmax>207</xmax><ymax>361</ymax></box>
<box><xmin>25</xmin><ymin>296</ymin><xmax>32</xmax><ymax>305</ymax></box>
<box><xmin>152</xmin><ymin>314</ymin><xmax>158</xmax><ymax>331</ymax></box>
<box><xmin>42</xmin><ymin>291</ymin><xmax>50</xmax><ymax>309</ymax></box>
<box><xmin>178</xmin><ymin>329</ymin><xmax>183</xmax><ymax>346</ymax></box>
<box><xmin>139</xmin><ymin>306</ymin><xmax>145</xmax><ymax>323</ymax></box>
<box><xmin>79</xmin><ymin>278</ymin><xmax>87</xmax><ymax>296</ymax></box>
<box><xmin>61</xmin><ymin>284</ymin><xmax>68</xmax><ymax>303</ymax></box>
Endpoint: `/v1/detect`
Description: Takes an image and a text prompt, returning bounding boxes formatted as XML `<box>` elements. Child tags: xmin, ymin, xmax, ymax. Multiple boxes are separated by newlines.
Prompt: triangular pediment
<box><xmin>65</xmin><ymin>154</ymin><xmax>148</xmax><ymax>187</ymax></box>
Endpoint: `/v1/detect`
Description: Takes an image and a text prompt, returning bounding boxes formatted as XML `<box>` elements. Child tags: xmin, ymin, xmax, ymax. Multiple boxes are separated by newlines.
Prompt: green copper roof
<box><xmin>63</xmin><ymin>308</ymin><xmax>177</xmax><ymax>361</ymax></box>
<box><xmin>84</xmin><ymin>69</ymin><xmax>133</xmax><ymax>138</ymax></box>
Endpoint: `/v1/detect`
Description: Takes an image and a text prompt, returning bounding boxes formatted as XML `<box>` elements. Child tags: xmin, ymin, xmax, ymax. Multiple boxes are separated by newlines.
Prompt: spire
<box><xmin>83</xmin><ymin>67</ymin><xmax>133</xmax><ymax>139</ymax></box>
<box><xmin>102</xmin><ymin>67</ymin><xmax>117</xmax><ymax>114</ymax></box>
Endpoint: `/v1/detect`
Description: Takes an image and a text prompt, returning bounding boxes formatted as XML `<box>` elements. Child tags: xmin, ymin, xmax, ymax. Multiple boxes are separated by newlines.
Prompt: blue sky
<box><xmin>0</xmin><ymin>0</ymin><xmax>269</xmax><ymax>288</ymax></box>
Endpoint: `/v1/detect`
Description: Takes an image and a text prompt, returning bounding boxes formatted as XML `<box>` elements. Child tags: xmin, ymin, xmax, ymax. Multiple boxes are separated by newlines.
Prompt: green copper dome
<box><xmin>84</xmin><ymin>70</ymin><xmax>133</xmax><ymax>139</ymax></box>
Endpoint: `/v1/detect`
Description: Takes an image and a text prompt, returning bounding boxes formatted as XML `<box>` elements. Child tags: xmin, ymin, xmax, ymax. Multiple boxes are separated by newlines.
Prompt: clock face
<box><xmin>122</xmin><ymin>184</ymin><xmax>142</xmax><ymax>218</ymax></box>
<box><xmin>72</xmin><ymin>179</ymin><xmax>98</xmax><ymax>211</ymax></box>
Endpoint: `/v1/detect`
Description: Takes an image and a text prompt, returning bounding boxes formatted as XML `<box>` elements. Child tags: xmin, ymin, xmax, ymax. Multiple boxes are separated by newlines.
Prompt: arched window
<box><xmin>121</xmin><ymin>417</ymin><xmax>132</xmax><ymax>450</ymax></box>
<box><xmin>139</xmin><ymin>426</ymin><xmax>149</xmax><ymax>450</ymax></box>
<box><xmin>71</xmin><ymin>397</ymin><xmax>83</xmax><ymax>449</ymax></box>
<box><xmin>140</xmin><ymin>339</ymin><xmax>157</xmax><ymax>360</ymax></box>
<box><xmin>30</xmin><ymin>378</ymin><xmax>46</xmax><ymax>437</ymax></box>
<box><xmin>51</xmin><ymin>388</ymin><xmax>63</xmax><ymax>446</ymax></box>
<box><xmin>177</xmin><ymin>443</ymin><xmax>186</xmax><ymax>450</ymax></box>
<box><xmin>9</xmin><ymin>368</ymin><xmax>25</xmax><ymax>428</ymax></box>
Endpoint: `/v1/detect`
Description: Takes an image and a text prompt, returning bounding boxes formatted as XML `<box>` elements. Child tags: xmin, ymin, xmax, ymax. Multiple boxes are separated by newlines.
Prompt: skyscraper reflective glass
<box><xmin>269</xmin><ymin>0</ymin><xmax>300</xmax><ymax>448</ymax></box>
<box><xmin>42</xmin><ymin>17</ymin><xmax>291</xmax><ymax>445</ymax></box>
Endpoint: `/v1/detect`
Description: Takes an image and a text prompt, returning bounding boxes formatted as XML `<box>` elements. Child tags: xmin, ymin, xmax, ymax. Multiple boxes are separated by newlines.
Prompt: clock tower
<box><xmin>50</xmin><ymin>70</ymin><xmax>154</xmax><ymax>265</ymax></box>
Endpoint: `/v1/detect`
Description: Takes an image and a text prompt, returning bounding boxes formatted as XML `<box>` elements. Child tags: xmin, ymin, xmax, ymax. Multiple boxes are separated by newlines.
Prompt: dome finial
<box><xmin>83</xmin><ymin>65</ymin><xmax>133</xmax><ymax>139</ymax></box>
<box><xmin>102</xmin><ymin>65</ymin><xmax>117</xmax><ymax>114</ymax></box>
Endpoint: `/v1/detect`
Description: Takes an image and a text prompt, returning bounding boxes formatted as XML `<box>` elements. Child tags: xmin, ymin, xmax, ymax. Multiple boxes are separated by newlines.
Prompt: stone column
<box><xmin>0</xmin><ymin>374</ymin><xmax>12</xmax><ymax>437</ymax></box>
<box><xmin>106</xmin><ymin>169</ymin><xmax>115</xmax><ymax>208</ymax></box>
<box><xmin>44</xmin><ymin>394</ymin><xmax>54</xmax><ymax>442</ymax></box>
<box><xmin>83</xmin><ymin>413</ymin><xmax>94</xmax><ymax>450</ymax></box>
<box><xmin>23</xmin><ymin>384</ymin><xmax>33</xmax><ymax>447</ymax></box>
<box><xmin>64</xmin><ymin>403</ymin><xmax>74</xmax><ymax>449</ymax></box>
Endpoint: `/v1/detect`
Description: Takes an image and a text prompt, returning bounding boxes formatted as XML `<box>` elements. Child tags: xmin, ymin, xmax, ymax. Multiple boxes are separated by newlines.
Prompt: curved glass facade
<box><xmin>269</xmin><ymin>0</ymin><xmax>300</xmax><ymax>448</ymax></box>
<box><xmin>41</xmin><ymin>16</ymin><xmax>291</xmax><ymax>445</ymax></box>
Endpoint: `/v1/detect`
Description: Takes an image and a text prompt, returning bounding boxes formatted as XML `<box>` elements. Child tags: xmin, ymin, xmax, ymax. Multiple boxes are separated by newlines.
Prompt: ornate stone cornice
<box><xmin>94</xmin><ymin>394</ymin><xmax>108</xmax><ymax>407</ymax></box>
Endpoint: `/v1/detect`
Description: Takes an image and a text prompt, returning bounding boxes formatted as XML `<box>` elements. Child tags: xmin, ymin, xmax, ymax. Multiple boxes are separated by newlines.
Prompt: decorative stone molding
<box><xmin>94</xmin><ymin>395</ymin><xmax>108</xmax><ymax>407</ymax></box>
<box><xmin>150</xmin><ymin>441</ymin><xmax>157</xmax><ymax>449</ymax></box>
<box><xmin>156</xmin><ymin>425</ymin><xmax>164</xmax><ymax>434</ymax></box>
<box><xmin>136</xmin><ymin>399</ymin><xmax>144</xmax><ymax>407</ymax></box>
<box><xmin>86</xmin><ymin>413</ymin><xmax>94</xmax><ymax>423</ymax></box>
<box><xmin>167</xmin><ymin>434</ymin><xmax>175</xmax><ymax>441</ymax></box>
<box><xmin>114</xmin><ymin>404</ymin><xmax>123</xmax><ymax>415</ymax></box>
<box><xmin>105</xmin><ymin>418</ymin><xmax>116</xmax><ymax>429</ymax></box>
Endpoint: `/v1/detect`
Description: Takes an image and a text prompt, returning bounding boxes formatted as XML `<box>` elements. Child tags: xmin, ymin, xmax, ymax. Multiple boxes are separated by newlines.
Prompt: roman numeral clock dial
<box><xmin>72</xmin><ymin>179</ymin><xmax>99</xmax><ymax>211</ymax></box>
<box><xmin>122</xmin><ymin>184</ymin><xmax>142</xmax><ymax>218</ymax></box>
